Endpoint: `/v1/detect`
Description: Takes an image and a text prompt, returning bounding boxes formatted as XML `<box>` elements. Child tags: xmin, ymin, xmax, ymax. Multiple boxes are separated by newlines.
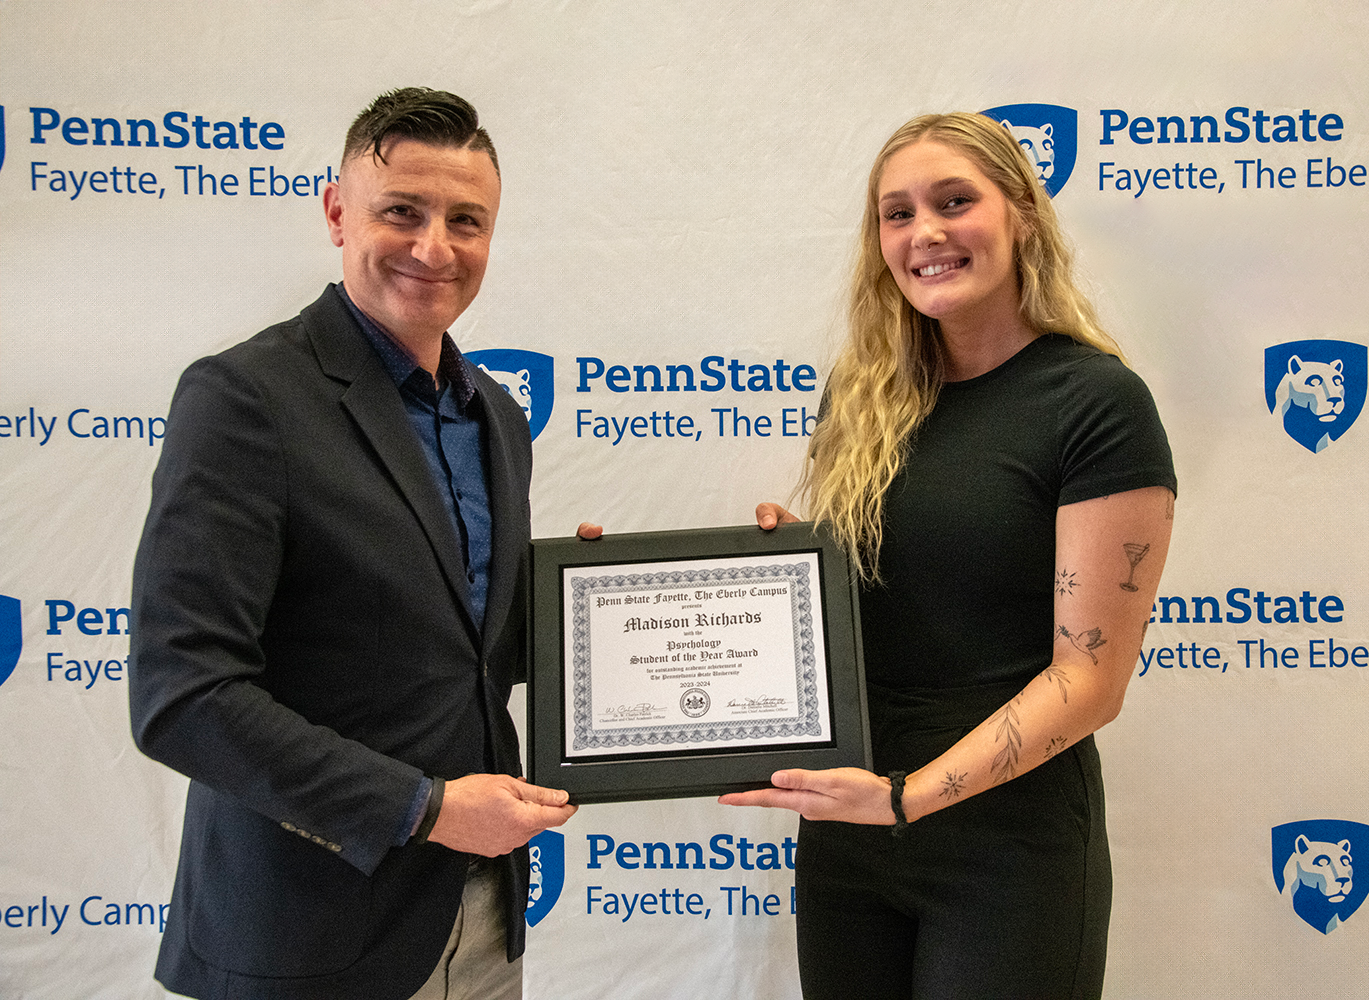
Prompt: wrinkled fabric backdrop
<box><xmin>2</xmin><ymin>2</ymin><xmax>1366</xmax><ymax>997</ymax></box>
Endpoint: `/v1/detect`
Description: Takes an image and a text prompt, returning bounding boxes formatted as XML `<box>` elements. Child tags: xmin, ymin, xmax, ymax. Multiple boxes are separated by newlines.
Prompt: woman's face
<box><xmin>876</xmin><ymin>140</ymin><xmax>1021</xmax><ymax>336</ymax></box>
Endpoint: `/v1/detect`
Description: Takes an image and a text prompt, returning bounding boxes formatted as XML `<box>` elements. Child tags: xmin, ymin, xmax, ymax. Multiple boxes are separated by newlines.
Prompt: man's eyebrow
<box><xmin>377</xmin><ymin>189</ymin><xmax>491</xmax><ymax>214</ymax></box>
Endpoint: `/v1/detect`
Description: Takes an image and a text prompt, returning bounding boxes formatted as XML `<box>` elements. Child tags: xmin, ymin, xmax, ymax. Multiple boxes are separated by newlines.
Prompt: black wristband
<box><xmin>888</xmin><ymin>771</ymin><xmax>909</xmax><ymax>838</ymax></box>
<box><xmin>412</xmin><ymin>776</ymin><xmax>445</xmax><ymax>845</ymax></box>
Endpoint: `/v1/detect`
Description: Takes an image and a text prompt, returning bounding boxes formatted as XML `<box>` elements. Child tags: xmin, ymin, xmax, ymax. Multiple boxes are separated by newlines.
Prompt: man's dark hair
<box><xmin>343</xmin><ymin>87</ymin><xmax>499</xmax><ymax>174</ymax></box>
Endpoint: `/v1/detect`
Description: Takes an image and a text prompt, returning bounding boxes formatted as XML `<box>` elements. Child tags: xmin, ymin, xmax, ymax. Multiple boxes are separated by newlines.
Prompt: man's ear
<box><xmin>323</xmin><ymin>179</ymin><xmax>345</xmax><ymax>248</ymax></box>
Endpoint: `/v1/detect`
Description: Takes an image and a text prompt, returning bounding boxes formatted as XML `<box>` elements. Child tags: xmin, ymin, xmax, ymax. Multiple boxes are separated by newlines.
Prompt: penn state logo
<box><xmin>525</xmin><ymin>829</ymin><xmax>565</xmax><ymax>927</ymax></box>
<box><xmin>1273</xmin><ymin>820</ymin><xmax>1369</xmax><ymax>934</ymax></box>
<box><xmin>0</xmin><ymin>595</ymin><xmax>21</xmax><ymax>689</ymax></box>
<box><xmin>1264</xmin><ymin>340</ymin><xmax>1366</xmax><ymax>453</ymax></box>
<box><xmin>979</xmin><ymin>103</ymin><xmax>1078</xmax><ymax>197</ymax></box>
<box><xmin>465</xmin><ymin>349</ymin><xmax>555</xmax><ymax>442</ymax></box>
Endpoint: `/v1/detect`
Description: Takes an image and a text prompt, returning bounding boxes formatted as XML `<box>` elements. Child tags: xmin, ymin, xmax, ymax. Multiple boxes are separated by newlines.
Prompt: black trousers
<box><xmin>795</xmin><ymin>735</ymin><xmax>1111</xmax><ymax>1000</ymax></box>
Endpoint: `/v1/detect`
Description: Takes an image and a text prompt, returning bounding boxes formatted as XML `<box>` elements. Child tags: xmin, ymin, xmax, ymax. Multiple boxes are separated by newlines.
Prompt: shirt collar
<box><xmin>337</xmin><ymin>283</ymin><xmax>477</xmax><ymax>409</ymax></box>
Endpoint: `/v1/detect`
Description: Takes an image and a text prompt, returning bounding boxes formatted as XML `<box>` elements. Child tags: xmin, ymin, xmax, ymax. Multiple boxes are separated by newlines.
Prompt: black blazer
<box><xmin>130</xmin><ymin>285</ymin><xmax>532</xmax><ymax>1000</ymax></box>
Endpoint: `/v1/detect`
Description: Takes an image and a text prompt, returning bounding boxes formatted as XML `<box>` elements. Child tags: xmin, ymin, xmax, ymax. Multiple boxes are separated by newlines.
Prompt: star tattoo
<box><xmin>939</xmin><ymin>770</ymin><xmax>968</xmax><ymax>800</ymax></box>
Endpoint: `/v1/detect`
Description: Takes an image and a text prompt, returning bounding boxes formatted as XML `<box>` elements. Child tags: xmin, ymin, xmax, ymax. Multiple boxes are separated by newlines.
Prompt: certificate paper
<box><xmin>563</xmin><ymin>552</ymin><xmax>832</xmax><ymax>758</ymax></box>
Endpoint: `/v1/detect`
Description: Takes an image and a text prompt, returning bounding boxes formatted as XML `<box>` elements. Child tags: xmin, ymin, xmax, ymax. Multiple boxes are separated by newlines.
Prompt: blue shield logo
<box><xmin>0</xmin><ymin>595</ymin><xmax>21</xmax><ymax>688</ymax></box>
<box><xmin>1264</xmin><ymin>340</ymin><xmax>1366</xmax><ymax>453</ymax></box>
<box><xmin>1273</xmin><ymin>820</ymin><xmax>1368</xmax><ymax>934</ymax></box>
<box><xmin>466</xmin><ymin>349</ymin><xmax>555</xmax><ymax>442</ymax></box>
<box><xmin>980</xmin><ymin>103</ymin><xmax>1077</xmax><ymax>197</ymax></box>
<box><xmin>525</xmin><ymin>829</ymin><xmax>565</xmax><ymax>927</ymax></box>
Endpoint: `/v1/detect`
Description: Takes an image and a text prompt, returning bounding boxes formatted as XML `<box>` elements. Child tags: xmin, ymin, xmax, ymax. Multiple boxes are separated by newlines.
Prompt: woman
<box><xmin>720</xmin><ymin>113</ymin><xmax>1175</xmax><ymax>999</ymax></box>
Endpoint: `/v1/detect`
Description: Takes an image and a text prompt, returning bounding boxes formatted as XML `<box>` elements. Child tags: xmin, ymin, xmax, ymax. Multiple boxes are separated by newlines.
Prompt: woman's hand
<box><xmin>719</xmin><ymin>767</ymin><xmax>900</xmax><ymax>825</ymax></box>
<box><xmin>755</xmin><ymin>503</ymin><xmax>799</xmax><ymax>531</ymax></box>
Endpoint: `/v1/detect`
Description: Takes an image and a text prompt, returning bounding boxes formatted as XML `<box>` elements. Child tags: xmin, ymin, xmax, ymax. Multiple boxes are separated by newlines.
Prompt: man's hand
<box><xmin>428</xmin><ymin>774</ymin><xmax>576</xmax><ymax>857</ymax></box>
<box><xmin>576</xmin><ymin>523</ymin><xmax>603</xmax><ymax>540</ymax></box>
<box><xmin>755</xmin><ymin>503</ymin><xmax>799</xmax><ymax>530</ymax></box>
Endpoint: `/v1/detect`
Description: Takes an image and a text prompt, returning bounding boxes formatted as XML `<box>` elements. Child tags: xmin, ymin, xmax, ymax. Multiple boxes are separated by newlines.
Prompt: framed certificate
<box><xmin>527</xmin><ymin>521</ymin><xmax>870</xmax><ymax>803</ymax></box>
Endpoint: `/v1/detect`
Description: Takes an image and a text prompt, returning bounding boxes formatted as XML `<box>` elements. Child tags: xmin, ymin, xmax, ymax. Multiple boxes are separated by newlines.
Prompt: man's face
<box><xmin>324</xmin><ymin>139</ymin><xmax>501</xmax><ymax>346</ymax></box>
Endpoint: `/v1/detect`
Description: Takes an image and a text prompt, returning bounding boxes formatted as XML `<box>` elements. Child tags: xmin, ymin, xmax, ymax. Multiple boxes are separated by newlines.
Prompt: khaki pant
<box><xmin>407</xmin><ymin>864</ymin><xmax>522</xmax><ymax>1000</ymax></box>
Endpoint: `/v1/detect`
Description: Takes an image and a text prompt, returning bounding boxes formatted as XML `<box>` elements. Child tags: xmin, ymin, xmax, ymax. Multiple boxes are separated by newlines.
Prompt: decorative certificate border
<box><xmin>568</xmin><ymin>560</ymin><xmax>824</xmax><ymax>751</ymax></box>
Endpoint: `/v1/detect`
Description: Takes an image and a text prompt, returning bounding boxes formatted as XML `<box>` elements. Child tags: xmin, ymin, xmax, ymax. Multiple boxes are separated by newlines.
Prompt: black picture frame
<box><xmin>527</xmin><ymin>521</ymin><xmax>870</xmax><ymax>804</ymax></box>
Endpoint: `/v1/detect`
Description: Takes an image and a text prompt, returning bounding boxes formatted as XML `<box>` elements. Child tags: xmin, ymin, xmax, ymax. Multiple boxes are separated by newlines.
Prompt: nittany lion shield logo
<box><xmin>0</xmin><ymin>595</ymin><xmax>21</xmax><ymax>689</ymax></box>
<box><xmin>1264</xmin><ymin>340</ymin><xmax>1366</xmax><ymax>453</ymax></box>
<box><xmin>525</xmin><ymin>829</ymin><xmax>565</xmax><ymax>927</ymax></box>
<box><xmin>1273</xmin><ymin>820</ymin><xmax>1369</xmax><ymax>934</ymax></box>
<box><xmin>980</xmin><ymin>103</ymin><xmax>1077</xmax><ymax>198</ymax></box>
<box><xmin>466</xmin><ymin>349</ymin><xmax>555</xmax><ymax>442</ymax></box>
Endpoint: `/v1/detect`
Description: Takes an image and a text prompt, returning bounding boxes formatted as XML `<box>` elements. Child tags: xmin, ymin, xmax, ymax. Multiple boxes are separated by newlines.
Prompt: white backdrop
<box><xmin>2</xmin><ymin>1</ymin><xmax>1367</xmax><ymax>997</ymax></box>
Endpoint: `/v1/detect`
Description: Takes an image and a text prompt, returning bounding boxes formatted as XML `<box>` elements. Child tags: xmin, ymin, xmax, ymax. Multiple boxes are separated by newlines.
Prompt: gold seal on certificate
<box><xmin>528</xmin><ymin>523</ymin><xmax>870</xmax><ymax>803</ymax></box>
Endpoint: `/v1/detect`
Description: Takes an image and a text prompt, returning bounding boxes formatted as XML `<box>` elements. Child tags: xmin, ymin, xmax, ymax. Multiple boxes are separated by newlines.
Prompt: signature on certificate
<box><xmin>726</xmin><ymin>695</ymin><xmax>789</xmax><ymax>712</ymax></box>
<box><xmin>600</xmin><ymin>703</ymin><xmax>665</xmax><ymax>721</ymax></box>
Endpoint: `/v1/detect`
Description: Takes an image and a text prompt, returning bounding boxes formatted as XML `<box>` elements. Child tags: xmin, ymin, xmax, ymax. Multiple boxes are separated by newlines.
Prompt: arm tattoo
<box><xmin>1054</xmin><ymin>569</ymin><xmax>1079</xmax><ymax>597</ymax></box>
<box><xmin>1040</xmin><ymin>664</ymin><xmax>1071</xmax><ymax>703</ymax></box>
<box><xmin>1121</xmin><ymin>542</ymin><xmax>1150</xmax><ymax>591</ymax></box>
<box><xmin>939</xmin><ymin>770</ymin><xmax>968</xmax><ymax>800</ymax></box>
<box><xmin>1044</xmin><ymin>736</ymin><xmax>1068</xmax><ymax>760</ymax></box>
<box><xmin>990</xmin><ymin>702</ymin><xmax>1022</xmax><ymax>785</ymax></box>
<box><xmin>1058</xmin><ymin>624</ymin><xmax>1107</xmax><ymax>665</ymax></box>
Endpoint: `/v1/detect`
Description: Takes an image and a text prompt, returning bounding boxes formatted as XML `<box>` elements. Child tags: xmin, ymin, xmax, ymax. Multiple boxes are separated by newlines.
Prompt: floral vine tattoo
<box><xmin>991</xmin><ymin>702</ymin><xmax>1022</xmax><ymax>785</ymax></box>
<box><xmin>1058</xmin><ymin>624</ymin><xmax>1107</xmax><ymax>665</ymax></box>
<box><xmin>1040</xmin><ymin>664</ymin><xmax>1071</xmax><ymax>703</ymax></box>
<box><xmin>1120</xmin><ymin>542</ymin><xmax>1150</xmax><ymax>592</ymax></box>
<box><xmin>1054</xmin><ymin>569</ymin><xmax>1079</xmax><ymax>597</ymax></box>
<box><xmin>939</xmin><ymin>770</ymin><xmax>968</xmax><ymax>800</ymax></box>
<box><xmin>1044</xmin><ymin>736</ymin><xmax>1069</xmax><ymax>760</ymax></box>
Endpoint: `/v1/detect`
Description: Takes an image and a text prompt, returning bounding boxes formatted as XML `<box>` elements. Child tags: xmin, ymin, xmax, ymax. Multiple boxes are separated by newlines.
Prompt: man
<box><xmin>130</xmin><ymin>88</ymin><xmax>578</xmax><ymax>1000</ymax></box>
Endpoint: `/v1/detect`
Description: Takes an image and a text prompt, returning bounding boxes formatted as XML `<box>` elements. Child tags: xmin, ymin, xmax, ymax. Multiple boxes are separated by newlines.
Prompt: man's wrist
<box><xmin>411</xmin><ymin>776</ymin><xmax>446</xmax><ymax>844</ymax></box>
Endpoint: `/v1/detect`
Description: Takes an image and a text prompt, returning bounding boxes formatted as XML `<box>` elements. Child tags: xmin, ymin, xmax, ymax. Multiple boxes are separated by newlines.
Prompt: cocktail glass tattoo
<box><xmin>1120</xmin><ymin>542</ymin><xmax>1150</xmax><ymax>592</ymax></box>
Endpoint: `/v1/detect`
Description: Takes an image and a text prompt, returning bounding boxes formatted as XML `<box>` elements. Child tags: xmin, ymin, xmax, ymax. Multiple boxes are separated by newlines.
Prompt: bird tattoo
<box><xmin>1058</xmin><ymin>624</ymin><xmax>1107</xmax><ymax>665</ymax></box>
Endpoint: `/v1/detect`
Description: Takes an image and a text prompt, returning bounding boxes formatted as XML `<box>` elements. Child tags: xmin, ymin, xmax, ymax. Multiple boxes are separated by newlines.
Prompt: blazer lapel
<box><xmin>478</xmin><ymin>384</ymin><xmax>527</xmax><ymax>650</ymax></box>
<box><xmin>302</xmin><ymin>288</ymin><xmax>479</xmax><ymax>634</ymax></box>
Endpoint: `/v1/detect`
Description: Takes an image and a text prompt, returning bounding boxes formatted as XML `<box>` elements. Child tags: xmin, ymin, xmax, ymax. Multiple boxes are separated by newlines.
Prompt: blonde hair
<box><xmin>802</xmin><ymin>112</ymin><xmax>1122</xmax><ymax>581</ymax></box>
